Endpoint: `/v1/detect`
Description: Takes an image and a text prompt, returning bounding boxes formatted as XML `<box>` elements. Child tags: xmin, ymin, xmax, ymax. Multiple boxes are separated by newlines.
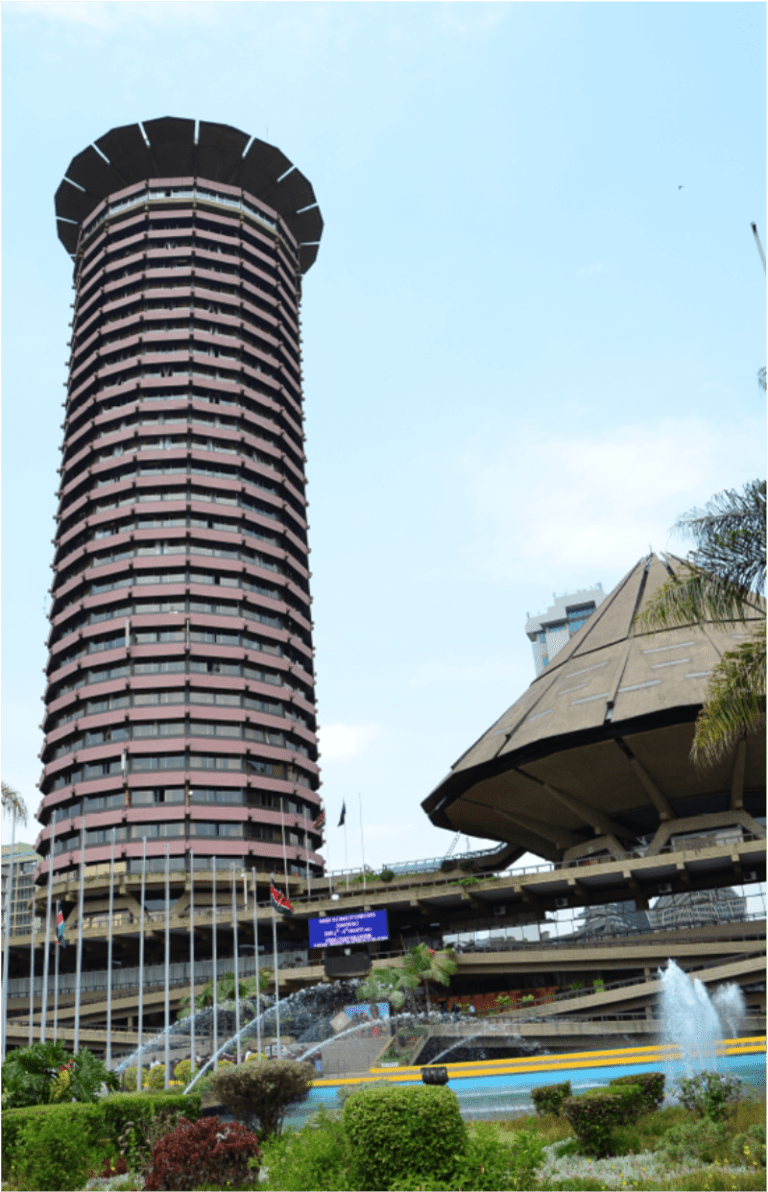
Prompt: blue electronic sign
<box><xmin>308</xmin><ymin>910</ymin><xmax>389</xmax><ymax>949</ymax></box>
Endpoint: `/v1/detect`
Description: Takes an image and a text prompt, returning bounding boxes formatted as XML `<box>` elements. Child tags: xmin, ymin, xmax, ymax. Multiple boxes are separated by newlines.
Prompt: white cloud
<box><xmin>450</xmin><ymin>416</ymin><xmax>766</xmax><ymax>587</ymax></box>
<box><xmin>317</xmin><ymin>722</ymin><xmax>381</xmax><ymax>760</ymax></box>
<box><xmin>575</xmin><ymin>262</ymin><xmax>611</xmax><ymax>278</ymax></box>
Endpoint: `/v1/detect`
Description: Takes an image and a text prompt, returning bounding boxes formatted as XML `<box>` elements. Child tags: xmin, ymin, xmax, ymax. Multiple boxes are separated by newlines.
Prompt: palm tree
<box><xmin>633</xmin><ymin>479</ymin><xmax>766</xmax><ymax>766</ymax></box>
<box><xmin>1</xmin><ymin>783</ymin><xmax>27</xmax><ymax>825</ymax></box>
<box><xmin>356</xmin><ymin>945</ymin><xmax>457</xmax><ymax>1017</ymax></box>
<box><xmin>177</xmin><ymin>968</ymin><xmax>271</xmax><ymax>1020</ymax></box>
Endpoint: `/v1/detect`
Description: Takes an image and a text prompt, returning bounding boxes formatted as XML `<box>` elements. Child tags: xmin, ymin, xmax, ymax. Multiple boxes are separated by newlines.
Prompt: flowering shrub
<box><xmin>172</xmin><ymin>1058</ymin><xmax>195</xmax><ymax>1084</ymax></box>
<box><xmin>145</xmin><ymin>1064</ymin><xmax>167</xmax><ymax>1091</ymax></box>
<box><xmin>676</xmin><ymin>1070</ymin><xmax>744</xmax><ymax>1121</ymax></box>
<box><xmin>143</xmin><ymin>1115</ymin><xmax>261</xmax><ymax>1191</ymax></box>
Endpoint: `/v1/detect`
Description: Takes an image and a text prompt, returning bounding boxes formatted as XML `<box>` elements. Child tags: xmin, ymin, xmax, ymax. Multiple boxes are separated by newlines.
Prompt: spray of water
<box><xmin>659</xmin><ymin>959</ymin><xmax>746</xmax><ymax>1074</ymax></box>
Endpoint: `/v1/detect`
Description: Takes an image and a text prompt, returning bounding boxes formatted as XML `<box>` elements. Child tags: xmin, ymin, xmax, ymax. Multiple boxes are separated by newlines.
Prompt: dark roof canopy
<box><xmin>56</xmin><ymin>117</ymin><xmax>323</xmax><ymax>271</ymax></box>
<box><xmin>422</xmin><ymin>554</ymin><xmax>766</xmax><ymax>861</ymax></box>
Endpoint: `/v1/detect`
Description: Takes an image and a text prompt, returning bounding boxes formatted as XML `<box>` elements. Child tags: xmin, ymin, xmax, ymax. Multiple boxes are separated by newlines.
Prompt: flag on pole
<box><xmin>270</xmin><ymin>884</ymin><xmax>294</xmax><ymax>917</ymax></box>
<box><xmin>313</xmin><ymin>809</ymin><xmax>326</xmax><ymax>832</ymax></box>
<box><xmin>338</xmin><ymin>802</ymin><xmax>346</xmax><ymax>827</ymax></box>
<box><xmin>56</xmin><ymin>904</ymin><xmax>66</xmax><ymax>949</ymax></box>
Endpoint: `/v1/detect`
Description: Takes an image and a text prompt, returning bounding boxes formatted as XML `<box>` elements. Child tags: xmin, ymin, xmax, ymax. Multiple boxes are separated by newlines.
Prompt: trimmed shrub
<box><xmin>172</xmin><ymin>1057</ymin><xmax>196</xmax><ymax>1084</ymax></box>
<box><xmin>211</xmin><ymin>1058</ymin><xmax>314</xmax><ymax>1139</ymax></box>
<box><xmin>609</xmin><ymin>1071</ymin><xmax>665</xmax><ymax>1114</ymax></box>
<box><xmin>532</xmin><ymin>1080</ymin><xmax>572</xmax><ymax>1116</ymax></box>
<box><xmin>562</xmin><ymin>1084</ymin><xmax>644</xmax><ymax>1157</ymax></box>
<box><xmin>343</xmin><ymin>1083</ymin><xmax>467</xmax><ymax>1190</ymax></box>
<box><xmin>143</xmin><ymin>1114</ymin><xmax>261</xmax><ymax>1191</ymax></box>
<box><xmin>2</xmin><ymin>1102</ymin><xmax>105</xmax><ymax>1191</ymax></box>
<box><xmin>380</xmin><ymin>868</ymin><xmax>395</xmax><ymax>882</ymax></box>
<box><xmin>144</xmin><ymin>1064</ymin><xmax>167</xmax><ymax>1091</ymax></box>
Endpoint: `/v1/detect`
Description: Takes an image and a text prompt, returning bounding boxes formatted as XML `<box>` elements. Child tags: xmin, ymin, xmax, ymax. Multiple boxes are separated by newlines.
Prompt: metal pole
<box><xmin>280</xmin><ymin>798</ymin><xmax>289</xmax><ymax>890</ymax></box>
<box><xmin>40</xmin><ymin>817</ymin><xmax>56</xmax><ymax>1041</ymax></box>
<box><xmin>106</xmin><ymin>827</ymin><xmax>115</xmax><ymax>1069</ymax></box>
<box><xmin>164</xmin><ymin>844</ymin><xmax>170</xmax><ymax>1088</ymax></box>
<box><xmin>1</xmin><ymin>815</ymin><xmax>17</xmax><ymax>1059</ymax></box>
<box><xmin>53</xmin><ymin>908</ymin><xmax>60</xmax><ymax>1044</ymax></box>
<box><xmin>270</xmin><ymin>873</ymin><xmax>280</xmax><ymax>1060</ymax></box>
<box><xmin>252</xmin><ymin>869</ymin><xmax>261</xmax><ymax>1060</ymax></box>
<box><xmin>74</xmin><ymin>818</ymin><xmax>86</xmax><ymax>1053</ymax></box>
<box><xmin>212</xmin><ymin>855</ymin><xmax>218</xmax><ymax>1071</ymax></box>
<box><xmin>189</xmin><ymin>849</ymin><xmax>195</xmax><ymax>1078</ymax></box>
<box><xmin>232</xmin><ymin>863</ymin><xmax>241</xmax><ymax>1065</ymax></box>
<box><xmin>751</xmin><ymin>222</ymin><xmax>767</xmax><ymax>272</ymax></box>
<box><xmin>137</xmin><ymin>836</ymin><xmax>147</xmax><ymax>1090</ymax></box>
<box><xmin>305</xmin><ymin>828</ymin><xmax>311</xmax><ymax>898</ymax></box>
<box><xmin>28</xmin><ymin>882</ymin><xmax>35</xmax><ymax>1046</ymax></box>
<box><xmin>344</xmin><ymin>817</ymin><xmax>349</xmax><ymax>891</ymax></box>
<box><xmin>359</xmin><ymin>792</ymin><xmax>366</xmax><ymax>905</ymax></box>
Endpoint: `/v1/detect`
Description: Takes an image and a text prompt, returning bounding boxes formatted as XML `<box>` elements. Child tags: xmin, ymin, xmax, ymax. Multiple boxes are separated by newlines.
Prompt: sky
<box><xmin>1</xmin><ymin>1</ymin><xmax>766</xmax><ymax>875</ymax></box>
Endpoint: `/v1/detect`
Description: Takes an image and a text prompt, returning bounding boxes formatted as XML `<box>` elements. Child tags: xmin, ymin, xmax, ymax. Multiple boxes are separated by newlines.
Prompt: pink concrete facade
<box><xmin>36</xmin><ymin>121</ymin><xmax>324</xmax><ymax>882</ymax></box>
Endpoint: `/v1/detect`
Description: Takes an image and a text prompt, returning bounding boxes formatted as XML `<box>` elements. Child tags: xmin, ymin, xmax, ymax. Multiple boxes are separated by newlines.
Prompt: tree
<box><xmin>1</xmin><ymin>782</ymin><xmax>27</xmax><ymax>825</ymax></box>
<box><xmin>634</xmin><ymin>480</ymin><xmax>766</xmax><ymax>766</ymax></box>
<box><xmin>210</xmin><ymin>1059</ymin><xmax>314</xmax><ymax>1139</ymax></box>
<box><xmin>177</xmin><ymin>968</ymin><xmax>271</xmax><ymax>1020</ymax></box>
<box><xmin>356</xmin><ymin>944</ymin><xmax>457</xmax><ymax>1015</ymax></box>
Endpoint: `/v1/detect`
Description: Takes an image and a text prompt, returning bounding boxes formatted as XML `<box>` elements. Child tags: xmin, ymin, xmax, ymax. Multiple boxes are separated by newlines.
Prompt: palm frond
<box><xmin>633</xmin><ymin>568</ymin><xmax>762</xmax><ymax>633</ymax></box>
<box><xmin>674</xmin><ymin>480</ymin><xmax>766</xmax><ymax>596</ymax></box>
<box><xmin>1</xmin><ymin>783</ymin><xmax>28</xmax><ymax>825</ymax></box>
<box><xmin>691</xmin><ymin>625</ymin><xmax>766</xmax><ymax>767</ymax></box>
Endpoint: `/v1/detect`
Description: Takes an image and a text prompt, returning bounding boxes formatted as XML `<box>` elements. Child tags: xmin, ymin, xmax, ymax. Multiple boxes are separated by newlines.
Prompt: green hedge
<box><xmin>343</xmin><ymin>1083</ymin><xmax>467</xmax><ymax>1190</ymax></box>
<box><xmin>609</xmin><ymin>1071</ymin><xmax>665</xmax><ymax>1114</ymax></box>
<box><xmin>531</xmin><ymin>1080</ymin><xmax>572</xmax><ymax>1116</ymax></box>
<box><xmin>563</xmin><ymin>1084</ymin><xmax>644</xmax><ymax>1157</ymax></box>
<box><xmin>2</xmin><ymin>1091</ymin><xmax>200</xmax><ymax>1191</ymax></box>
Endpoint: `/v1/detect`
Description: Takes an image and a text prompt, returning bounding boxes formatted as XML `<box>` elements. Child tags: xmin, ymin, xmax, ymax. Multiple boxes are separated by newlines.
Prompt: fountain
<box><xmin>659</xmin><ymin>959</ymin><xmax>746</xmax><ymax>1074</ymax></box>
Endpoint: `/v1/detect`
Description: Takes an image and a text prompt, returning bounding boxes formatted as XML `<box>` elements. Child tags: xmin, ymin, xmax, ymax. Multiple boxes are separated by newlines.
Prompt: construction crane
<box><xmin>750</xmin><ymin>223</ymin><xmax>766</xmax><ymax>273</ymax></box>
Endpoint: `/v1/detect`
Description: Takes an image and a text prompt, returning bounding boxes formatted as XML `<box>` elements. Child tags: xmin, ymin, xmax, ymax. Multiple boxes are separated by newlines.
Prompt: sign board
<box><xmin>308</xmin><ymin>909</ymin><xmax>389</xmax><ymax>949</ymax></box>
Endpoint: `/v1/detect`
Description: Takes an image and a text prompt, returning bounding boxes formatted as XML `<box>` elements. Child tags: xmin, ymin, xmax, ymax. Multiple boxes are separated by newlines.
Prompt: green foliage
<box><xmin>3</xmin><ymin>1102</ymin><xmax>105</xmax><ymax>1191</ymax></box>
<box><xmin>144</xmin><ymin>1063</ymin><xmax>167</xmax><ymax>1091</ymax></box>
<box><xmin>658</xmin><ymin>1117</ymin><xmax>729</xmax><ymax>1165</ymax></box>
<box><xmin>379</xmin><ymin>867</ymin><xmax>395</xmax><ymax>882</ymax></box>
<box><xmin>531</xmin><ymin>1080</ymin><xmax>572</xmax><ymax>1116</ymax></box>
<box><xmin>258</xmin><ymin>1107</ymin><xmax>354</xmax><ymax>1191</ymax></box>
<box><xmin>357</xmin><ymin>945</ymin><xmax>456</xmax><ymax>1013</ymax></box>
<box><xmin>178</xmin><ymin>968</ymin><xmax>270</xmax><ymax>1019</ymax></box>
<box><xmin>451</xmin><ymin>1122</ymin><xmax>545</xmax><ymax>1191</ymax></box>
<box><xmin>343</xmin><ymin>1083</ymin><xmax>467</xmax><ymax>1190</ymax></box>
<box><xmin>211</xmin><ymin>1058</ymin><xmax>314</xmax><ymax>1139</ymax></box>
<box><xmin>731</xmin><ymin>1124</ymin><xmax>766</xmax><ymax>1167</ymax></box>
<box><xmin>494</xmin><ymin>993</ymin><xmax>512</xmax><ymax>1009</ymax></box>
<box><xmin>609</xmin><ymin>1071</ymin><xmax>665</xmax><ymax>1114</ymax></box>
<box><xmin>1</xmin><ymin>1041</ymin><xmax>118</xmax><ymax>1108</ymax></box>
<box><xmin>562</xmin><ymin>1083</ymin><xmax>644</xmax><ymax>1157</ymax></box>
<box><xmin>121</xmin><ymin>1065</ymin><xmax>149</xmax><ymax>1091</ymax></box>
<box><xmin>675</xmin><ymin>1070</ymin><xmax>744</xmax><ymax>1121</ymax></box>
<box><xmin>172</xmin><ymin>1057</ymin><xmax>196</xmax><ymax>1084</ymax></box>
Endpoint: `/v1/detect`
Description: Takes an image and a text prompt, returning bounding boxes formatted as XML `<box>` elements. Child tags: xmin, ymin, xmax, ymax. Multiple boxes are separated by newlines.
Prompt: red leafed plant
<box><xmin>143</xmin><ymin>1116</ymin><xmax>261</xmax><ymax>1191</ymax></box>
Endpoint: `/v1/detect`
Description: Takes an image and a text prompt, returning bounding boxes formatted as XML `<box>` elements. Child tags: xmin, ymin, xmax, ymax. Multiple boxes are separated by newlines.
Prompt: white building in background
<box><xmin>1</xmin><ymin>843</ymin><xmax>41</xmax><ymax>935</ymax></box>
<box><xmin>525</xmin><ymin>585</ymin><xmax>606</xmax><ymax>676</ymax></box>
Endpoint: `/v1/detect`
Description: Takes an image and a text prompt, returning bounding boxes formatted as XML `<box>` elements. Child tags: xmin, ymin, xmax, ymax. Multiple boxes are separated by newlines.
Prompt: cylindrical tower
<box><xmin>36</xmin><ymin>118</ymin><xmax>324</xmax><ymax>888</ymax></box>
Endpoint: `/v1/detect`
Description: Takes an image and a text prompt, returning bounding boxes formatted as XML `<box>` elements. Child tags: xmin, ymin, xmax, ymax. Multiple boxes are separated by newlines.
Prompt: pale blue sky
<box><xmin>2</xmin><ymin>2</ymin><xmax>765</xmax><ymax>869</ymax></box>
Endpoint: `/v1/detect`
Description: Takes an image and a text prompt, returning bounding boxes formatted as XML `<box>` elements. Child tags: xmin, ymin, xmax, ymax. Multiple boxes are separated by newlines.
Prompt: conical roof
<box><xmin>422</xmin><ymin>554</ymin><xmax>765</xmax><ymax>861</ymax></box>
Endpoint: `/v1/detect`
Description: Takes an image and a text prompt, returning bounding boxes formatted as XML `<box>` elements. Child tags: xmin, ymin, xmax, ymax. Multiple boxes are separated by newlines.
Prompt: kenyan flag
<box><xmin>56</xmin><ymin>903</ymin><xmax>66</xmax><ymax>948</ymax></box>
<box><xmin>270</xmin><ymin>884</ymin><xmax>294</xmax><ymax>917</ymax></box>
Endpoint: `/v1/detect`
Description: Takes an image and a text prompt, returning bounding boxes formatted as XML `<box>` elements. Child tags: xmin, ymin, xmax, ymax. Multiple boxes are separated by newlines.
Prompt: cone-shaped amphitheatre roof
<box><xmin>422</xmin><ymin>554</ymin><xmax>766</xmax><ymax>861</ymax></box>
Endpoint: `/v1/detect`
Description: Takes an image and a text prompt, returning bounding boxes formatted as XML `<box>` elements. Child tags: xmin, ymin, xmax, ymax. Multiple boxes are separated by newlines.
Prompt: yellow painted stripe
<box><xmin>310</xmin><ymin>1038</ymin><xmax>765</xmax><ymax>1088</ymax></box>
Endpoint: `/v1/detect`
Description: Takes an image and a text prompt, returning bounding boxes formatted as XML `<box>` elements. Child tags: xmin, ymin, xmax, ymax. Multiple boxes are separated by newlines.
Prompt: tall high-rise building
<box><xmin>525</xmin><ymin>584</ymin><xmax>606</xmax><ymax>675</ymax></box>
<box><xmin>1</xmin><ymin>844</ymin><xmax>42</xmax><ymax>935</ymax></box>
<box><xmin>35</xmin><ymin>119</ymin><xmax>324</xmax><ymax>886</ymax></box>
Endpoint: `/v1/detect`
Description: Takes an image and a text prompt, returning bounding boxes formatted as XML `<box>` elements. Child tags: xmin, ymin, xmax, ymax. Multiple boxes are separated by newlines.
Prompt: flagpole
<box><xmin>252</xmin><ymin>869</ymin><xmax>261</xmax><ymax>1060</ymax></box>
<box><xmin>212</xmin><ymin>855</ymin><xmax>218</xmax><ymax>1072</ymax></box>
<box><xmin>137</xmin><ymin>835</ymin><xmax>147</xmax><ymax>1091</ymax></box>
<box><xmin>40</xmin><ymin>818</ymin><xmax>56</xmax><ymax>1042</ymax></box>
<box><xmin>164</xmin><ymin>844</ymin><xmax>170</xmax><ymax>1089</ymax></box>
<box><xmin>106</xmin><ymin>827</ymin><xmax>116</xmax><ymax>1070</ymax></box>
<box><xmin>53</xmin><ymin>905</ymin><xmax>60</xmax><ymax>1044</ymax></box>
<box><xmin>1</xmin><ymin>814</ymin><xmax>17</xmax><ymax>1060</ymax></box>
<box><xmin>28</xmin><ymin>882</ymin><xmax>36</xmax><ymax>1046</ymax></box>
<box><xmin>232</xmin><ymin>862</ymin><xmax>241</xmax><ymax>1065</ymax></box>
<box><xmin>344</xmin><ymin>816</ymin><xmax>349</xmax><ymax>891</ymax></box>
<box><xmin>189</xmin><ymin>848</ymin><xmax>195</xmax><ymax>1080</ymax></box>
<box><xmin>74</xmin><ymin>817</ymin><xmax>86</xmax><ymax>1053</ymax></box>
<box><xmin>270</xmin><ymin>873</ymin><xmax>280</xmax><ymax>1060</ymax></box>
<box><xmin>359</xmin><ymin>792</ymin><xmax>366</xmax><ymax>906</ymax></box>
<box><xmin>280</xmin><ymin>798</ymin><xmax>289</xmax><ymax>891</ymax></box>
